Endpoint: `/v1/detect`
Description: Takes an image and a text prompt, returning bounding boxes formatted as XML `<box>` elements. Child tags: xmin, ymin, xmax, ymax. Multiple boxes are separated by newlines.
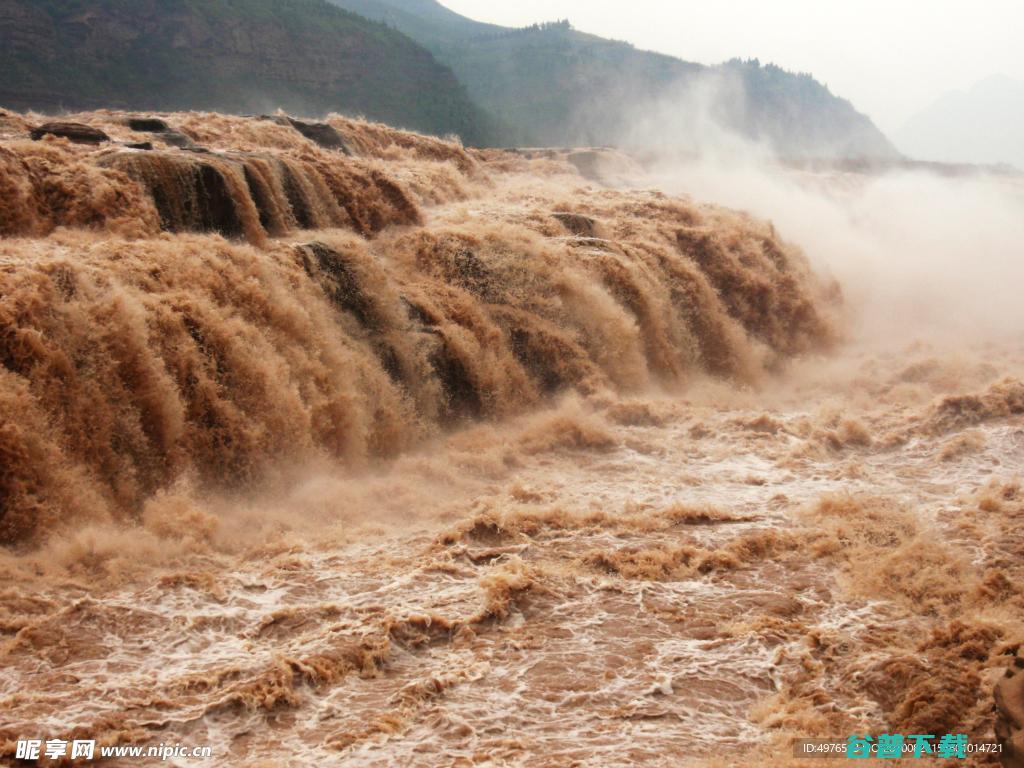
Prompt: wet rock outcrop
<box><xmin>0</xmin><ymin>106</ymin><xmax>839</xmax><ymax>545</ymax></box>
<box><xmin>98</xmin><ymin>148</ymin><xmax>422</xmax><ymax>242</ymax></box>
<box><xmin>30</xmin><ymin>122</ymin><xmax>109</xmax><ymax>144</ymax></box>
<box><xmin>3</xmin><ymin>111</ymin><xmax>427</xmax><ymax>243</ymax></box>
<box><xmin>263</xmin><ymin>116</ymin><xmax>353</xmax><ymax>154</ymax></box>
<box><xmin>126</xmin><ymin>117</ymin><xmax>172</xmax><ymax>133</ymax></box>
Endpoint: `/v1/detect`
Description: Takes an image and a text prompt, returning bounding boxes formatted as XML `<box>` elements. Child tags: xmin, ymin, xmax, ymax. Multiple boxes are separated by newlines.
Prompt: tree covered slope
<box><xmin>0</xmin><ymin>0</ymin><xmax>495</xmax><ymax>143</ymax></box>
<box><xmin>330</xmin><ymin>0</ymin><xmax>898</xmax><ymax>157</ymax></box>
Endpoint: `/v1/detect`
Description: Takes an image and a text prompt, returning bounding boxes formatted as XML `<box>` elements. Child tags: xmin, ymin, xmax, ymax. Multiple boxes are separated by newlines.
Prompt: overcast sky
<box><xmin>443</xmin><ymin>0</ymin><xmax>1024</xmax><ymax>134</ymax></box>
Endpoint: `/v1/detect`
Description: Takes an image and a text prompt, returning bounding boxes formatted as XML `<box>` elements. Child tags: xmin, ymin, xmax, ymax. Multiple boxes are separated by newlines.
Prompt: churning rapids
<box><xmin>1</xmin><ymin>109</ymin><xmax>1023</xmax><ymax>767</ymax></box>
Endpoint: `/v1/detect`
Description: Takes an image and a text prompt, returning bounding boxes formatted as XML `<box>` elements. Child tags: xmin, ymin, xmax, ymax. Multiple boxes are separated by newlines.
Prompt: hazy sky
<box><xmin>443</xmin><ymin>0</ymin><xmax>1024</xmax><ymax>133</ymax></box>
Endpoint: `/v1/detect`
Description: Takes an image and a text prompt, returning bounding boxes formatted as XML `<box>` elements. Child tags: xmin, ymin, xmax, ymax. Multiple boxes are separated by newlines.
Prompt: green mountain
<box><xmin>330</xmin><ymin>0</ymin><xmax>899</xmax><ymax>158</ymax></box>
<box><xmin>0</xmin><ymin>0</ymin><xmax>494</xmax><ymax>144</ymax></box>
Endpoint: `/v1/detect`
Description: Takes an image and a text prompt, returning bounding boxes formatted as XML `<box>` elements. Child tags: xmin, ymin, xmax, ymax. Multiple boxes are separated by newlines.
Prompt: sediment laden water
<box><xmin>0</xmin><ymin>110</ymin><xmax>835</xmax><ymax>545</ymax></box>
<box><xmin>0</xmin><ymin>109</ymin><xmax>1022</xmax><ymax>767</ymax></box>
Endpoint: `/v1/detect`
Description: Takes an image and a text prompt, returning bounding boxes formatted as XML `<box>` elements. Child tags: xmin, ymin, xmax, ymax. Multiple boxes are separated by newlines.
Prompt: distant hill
<box><xmin>0</xmin><ymin>0</ymin><xmax>494</xmax><ymax>144</ymax></box>
<box><xmin>330</xmin><ymin>0</ymin><xmax>899</xmax><ymax>158</ymax></box>
<box><xmin>336</xmin><ymin>0</ymin><xmax>503</xmax><ymax>48</ymax></box>
<box><xmin>895</xmin><ymin>75</ymin><xmax>1024</xmax><ymax>170</ymax></box>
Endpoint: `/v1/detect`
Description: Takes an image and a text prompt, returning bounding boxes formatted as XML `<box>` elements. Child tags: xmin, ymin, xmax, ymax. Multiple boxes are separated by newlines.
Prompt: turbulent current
<box><xmin>0</xmin><ymin>109</ymin><xmax>1023</xmax><ymax>767</ymax></box>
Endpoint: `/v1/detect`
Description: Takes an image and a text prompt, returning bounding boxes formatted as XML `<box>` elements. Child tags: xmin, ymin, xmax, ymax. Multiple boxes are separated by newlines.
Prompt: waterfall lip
<box><xmin>0</xmin><ymin>106</ymin><xmax>837</xmax><ymax>547</ymax></box>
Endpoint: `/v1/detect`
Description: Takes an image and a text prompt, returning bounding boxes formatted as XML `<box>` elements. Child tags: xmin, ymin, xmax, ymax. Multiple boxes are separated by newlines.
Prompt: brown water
<box><xmin>1</xmin><ymin>109</ymin><xmax>1022</xmax><ymax>767</ymax></box>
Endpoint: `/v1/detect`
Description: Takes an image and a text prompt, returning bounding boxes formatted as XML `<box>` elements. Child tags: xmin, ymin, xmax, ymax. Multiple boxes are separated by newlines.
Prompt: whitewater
<box><xmin>0</xmin><ymin>108</ymin><xmax>1022</xmax><ymax>767</ymax></box>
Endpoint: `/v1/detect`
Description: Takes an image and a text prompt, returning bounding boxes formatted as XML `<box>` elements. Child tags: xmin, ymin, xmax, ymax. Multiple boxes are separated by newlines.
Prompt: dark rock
<box><xmin>160</xmin><ymin>131</ymin><xmax>197</xmax><ymax>149</ymax></box>
<box><xmin>30</xmin><ymin>121</ymin><xmax>109</xmax><ymax>144</ymax></box>
<box><xmin>552</xmin><ymin>211</ymin><xmax>599</xmax><ymax>238</ymax></box>
<box><xmin>288</xmin><ymin>118</ymin><xmax>352</xmax><ymax>154</ymax></box>
<box><xmin>261</xmin><ymin>114</ymin><xmax>352</xmax><ymax>154</ymax></box>
<box><xmin>123</xmin><ymin>141</ymin><xmax>153</xmax><ymax>150</ymax></box>
<box><xmin>260</xmin><ymin>115</ymin><xmax>295</xmax><ymax>128</ymax></box>
<box><xmin>126</xmin><ymin>117</ymin><xmax>171</xmax><ymax>133</ymax></box>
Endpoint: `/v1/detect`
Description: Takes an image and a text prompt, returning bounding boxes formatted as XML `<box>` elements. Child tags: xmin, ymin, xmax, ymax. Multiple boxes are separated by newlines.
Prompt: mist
<box><xmin>619</xmin><ymin>76</ymin><xmax>1024</xmax><ymax>346</ymax></box>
